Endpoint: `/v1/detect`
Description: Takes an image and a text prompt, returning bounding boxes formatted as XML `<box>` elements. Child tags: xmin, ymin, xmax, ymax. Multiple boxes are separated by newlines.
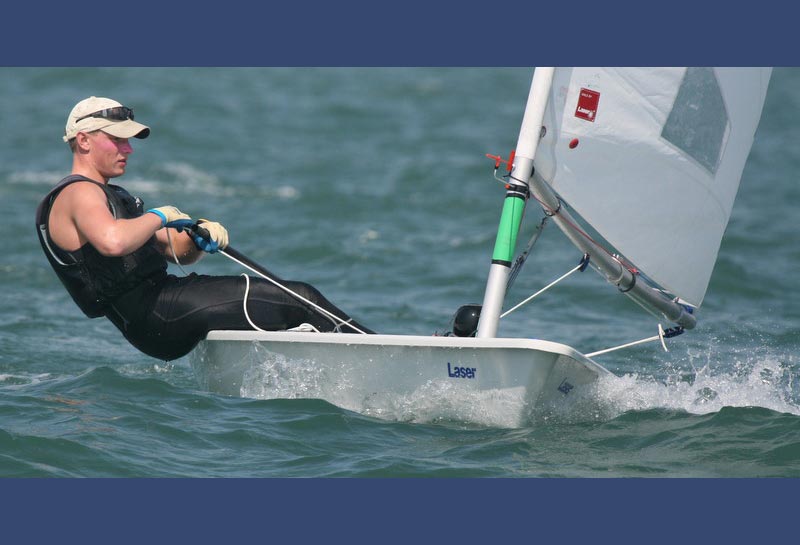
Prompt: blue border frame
<box><xmin>3</xmin><ymin>479</ymin><xmax>797</xmax><ymax>541</ymax></box>
<box><xmin>4</xmin><ymin>2</ymin><xmax>796</xmax><ymax>542</ymax></box>
<box><xmin>2</xmin><ymin>2</ymin><xmax>793</xmax><ymax>66</ymax></box>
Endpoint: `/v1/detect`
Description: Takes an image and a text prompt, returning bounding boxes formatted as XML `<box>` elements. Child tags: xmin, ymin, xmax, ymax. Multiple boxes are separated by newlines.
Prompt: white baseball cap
<box><xmin>63</xmin><ymin>96</ymin><xmax>150</xmax><ymax>143</ymax></box>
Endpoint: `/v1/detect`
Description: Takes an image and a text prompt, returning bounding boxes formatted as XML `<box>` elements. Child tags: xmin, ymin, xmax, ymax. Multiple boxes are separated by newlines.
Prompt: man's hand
<box><xmin>192</xmin><ymin>219</ymin><xmax>229</xmax><ymax>253</ymax></box>
<box><xmin>147</xmin><ymin>206</ymin><xmax>193</xmax><ymax>231</ymax></box>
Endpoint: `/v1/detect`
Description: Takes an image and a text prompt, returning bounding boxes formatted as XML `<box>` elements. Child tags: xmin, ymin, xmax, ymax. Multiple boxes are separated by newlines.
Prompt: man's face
<box><xmin>84</xmin><ymin>130</ymin><xmax>133</xmax><ymax>179</ymax></box>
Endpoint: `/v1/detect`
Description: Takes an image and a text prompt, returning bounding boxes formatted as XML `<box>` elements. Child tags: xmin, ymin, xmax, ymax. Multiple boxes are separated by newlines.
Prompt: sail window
<box><xmin>661</xmin><ymin>67</ymin><xmax>729</xmax><ymax>174</ymax></box>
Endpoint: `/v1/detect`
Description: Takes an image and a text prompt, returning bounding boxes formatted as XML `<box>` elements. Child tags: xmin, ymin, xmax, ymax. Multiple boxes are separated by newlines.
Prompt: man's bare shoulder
<box><xmin>58</xmin><ymin>178</ymin><xmax>105</xmax><ymax>195</ymax></box>
<box><xmin>50</xmin><ymin>180</ymin><xmax>112</xmax><ymax>223</ymax></box>
<box><xmin>55</xmin><ymin>179</ymin><xmax>107</xmax><ymax>204</ymax></box>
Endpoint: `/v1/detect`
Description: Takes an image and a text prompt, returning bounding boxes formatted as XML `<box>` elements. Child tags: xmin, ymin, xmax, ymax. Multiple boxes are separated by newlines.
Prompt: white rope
<box><xmin>240</xmin><ymin>273</ymin><xmax>268</xmax><ymax>332</ymax></box>
<box><xmin>166</xmin><ymin>228</ymin><xmax>189</xmax><ymax>276</ymax></box>
<box><xmin>500</xmin><ymin>262</ymin><xmax>584</xmax><ymax>319</ymax></box>
<box><xmin>239</xmin><ymin>273</ymin><xmax>322</xmax><ymax>332</ymax></box>
<box><xmin>585</xmin><ymin>324</ymin><xmax>669</xmax><ymax>358</ymax></box>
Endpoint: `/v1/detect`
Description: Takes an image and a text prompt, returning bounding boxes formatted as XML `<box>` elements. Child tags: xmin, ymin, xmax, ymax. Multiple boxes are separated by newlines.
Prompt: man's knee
<box><xmin>286</xmin><ymin>281</ymin><xmax>323</xmax><ymax>304</ymax></box>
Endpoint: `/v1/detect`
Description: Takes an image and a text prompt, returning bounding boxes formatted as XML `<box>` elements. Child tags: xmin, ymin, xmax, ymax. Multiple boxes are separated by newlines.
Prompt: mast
<box><xmin>477</xmin><ymin>68</ymin><xmax>554</xmax><ymax>338</ymax></box>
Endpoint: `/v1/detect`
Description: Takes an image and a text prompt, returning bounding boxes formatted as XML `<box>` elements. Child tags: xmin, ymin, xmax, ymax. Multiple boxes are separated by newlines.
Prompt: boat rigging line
<box><xmin>585</xmin><ymin>324</ymin><xmax>685</xmax><ymax>358</ymax></box>
<box><xmin>506</xmin><ymin>215</ymin><xmax>549</xmax><ymax>291</ymax></box>
<box><xmin>501</xmin><ymin>253</ymin><xmax>590</xmax><ymax>319</ymax></box>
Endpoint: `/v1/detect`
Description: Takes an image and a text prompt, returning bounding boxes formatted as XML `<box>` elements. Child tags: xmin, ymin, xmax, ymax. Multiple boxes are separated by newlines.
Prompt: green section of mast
<box><xmin>491</xmin><ymin>192</ymin><xmax>526</xmax><ymax>265</ymax></box>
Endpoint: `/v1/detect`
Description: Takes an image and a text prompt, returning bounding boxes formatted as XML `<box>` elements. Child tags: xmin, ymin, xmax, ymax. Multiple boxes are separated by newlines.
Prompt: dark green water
<box><xmin>2</xmin><ymin>68</ymin><xmax>798</xmax><ymax>477</ymax></box>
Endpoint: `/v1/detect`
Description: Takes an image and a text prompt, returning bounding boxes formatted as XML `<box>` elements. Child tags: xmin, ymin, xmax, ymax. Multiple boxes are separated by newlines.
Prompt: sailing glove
<box><xmin>147</xmin><ymin>206</ymin><xmax>194</xmax><ymax>231</ymax></box>
<box><xmin>192</xmin><ymin>219</ymin><xmax>229</xmax><ymax>253</ymax></box>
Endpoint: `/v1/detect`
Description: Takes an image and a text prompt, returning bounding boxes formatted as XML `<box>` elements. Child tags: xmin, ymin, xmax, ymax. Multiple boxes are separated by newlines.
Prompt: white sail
<box><xmin>532</xmin><ymin>67</ymin><xmax>771</xmax><ymax>307</ymax></box>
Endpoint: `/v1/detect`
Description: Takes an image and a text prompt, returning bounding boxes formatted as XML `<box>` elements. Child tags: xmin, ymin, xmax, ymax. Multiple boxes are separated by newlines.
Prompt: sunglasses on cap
<box><xmin>75</xmin><ymin>106</ymin><xmax>134</xmax><ymax>123</ymax></box>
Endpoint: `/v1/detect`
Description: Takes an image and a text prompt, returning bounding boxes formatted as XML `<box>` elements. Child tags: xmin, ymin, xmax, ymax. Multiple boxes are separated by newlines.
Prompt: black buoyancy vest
<box><xmin>35</xmin><ymin>175</ymin><xmax>168</xmax><ymax>318</ymax></box>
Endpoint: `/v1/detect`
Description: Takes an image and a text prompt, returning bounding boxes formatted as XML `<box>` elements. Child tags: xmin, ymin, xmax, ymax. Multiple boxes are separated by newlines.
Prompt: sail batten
<box><xmin>533</xmin><ymin>67</ymin><xmax>771</xmax><ymax>308</ymax></box>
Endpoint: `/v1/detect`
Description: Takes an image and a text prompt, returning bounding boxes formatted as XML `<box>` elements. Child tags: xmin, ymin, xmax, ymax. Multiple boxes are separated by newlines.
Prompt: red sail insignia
<box><xmin>575</xmin><ymin>88</ymin><xmax>600</xmax><ymax>122</ymax></box>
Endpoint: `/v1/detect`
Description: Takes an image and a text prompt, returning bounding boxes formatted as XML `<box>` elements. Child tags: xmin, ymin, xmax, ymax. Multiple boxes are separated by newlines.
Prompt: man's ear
<box><xmin>74</xmin><ymin>131</ymin><xmax>92</xmax><ymax>152</ymax></box>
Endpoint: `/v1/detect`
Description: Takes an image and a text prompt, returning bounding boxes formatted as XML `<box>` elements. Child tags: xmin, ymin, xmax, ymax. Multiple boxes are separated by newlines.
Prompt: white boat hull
<box><xmin>189</xmin><ymin>331</ymin><xmax>614</xmax><ymax>427</ymax></box>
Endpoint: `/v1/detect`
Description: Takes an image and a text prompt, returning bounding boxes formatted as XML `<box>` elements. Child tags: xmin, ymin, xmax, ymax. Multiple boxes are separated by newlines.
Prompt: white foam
<box><xmin>274</xmin><ymin>185</ymin><xmax>300</xmax><ymax>199</ymax></box>
<box><xmin>595</xmin><ymin>353</ymin><xmax>800</xmax><ymax>417</ymax></box>
<box><xmin>240</xmin><ymin>352</ymin><xmax>326</xmax><ymax>400</ymax></box>
<box><xmin>237</xmin><ymin>349</ymin><xmax>528</xmax><ymax>427</ymax></box>
<box><xmin>7</xmin><ymin>170</ymin><xmax>64</xmax><ymax>185</ymax></box>
<box><xmin>359</xmin><ymin>381</ymin><xmax>528</xmax><ymax>428</ymax></box>
<box><xmin>0</xmin><ymin>372</ymin><xmax>53</xmax><ymax>388</ymax></box>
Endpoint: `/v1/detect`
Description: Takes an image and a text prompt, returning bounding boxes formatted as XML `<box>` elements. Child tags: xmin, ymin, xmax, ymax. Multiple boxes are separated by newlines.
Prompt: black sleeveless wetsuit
<box><xmin>36</xmin><ymin>176</ymin><xmax>372</xmax><ymax>361</ymax></box>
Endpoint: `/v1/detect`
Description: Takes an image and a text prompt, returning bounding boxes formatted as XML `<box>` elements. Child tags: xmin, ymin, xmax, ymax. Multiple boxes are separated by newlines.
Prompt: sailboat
<box><xmin>189</xmin><ymin>67</ymin><xmax>772</xmax><ymax>426</ymax></box>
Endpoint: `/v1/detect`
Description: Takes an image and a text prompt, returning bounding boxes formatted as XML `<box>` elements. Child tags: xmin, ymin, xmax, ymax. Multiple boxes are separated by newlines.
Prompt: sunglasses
<box><xmin>75</xmin><ymin>106</ymin><xmax>134</xmax><ymax>123</ymax></box>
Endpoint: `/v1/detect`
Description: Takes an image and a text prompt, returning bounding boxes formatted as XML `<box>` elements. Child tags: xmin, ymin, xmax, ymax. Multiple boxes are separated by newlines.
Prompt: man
<box><xmin>36</xmin><ymin>96</ymin><xmax>372</xmax><ymax>361</ymax></box>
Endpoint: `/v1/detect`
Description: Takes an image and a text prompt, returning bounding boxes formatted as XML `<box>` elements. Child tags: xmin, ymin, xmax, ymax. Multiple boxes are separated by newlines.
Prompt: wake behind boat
<box><xmin>189</xmin><ymin>67</ymin><xmax>771</xmax><ymax>426</ymax></box>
